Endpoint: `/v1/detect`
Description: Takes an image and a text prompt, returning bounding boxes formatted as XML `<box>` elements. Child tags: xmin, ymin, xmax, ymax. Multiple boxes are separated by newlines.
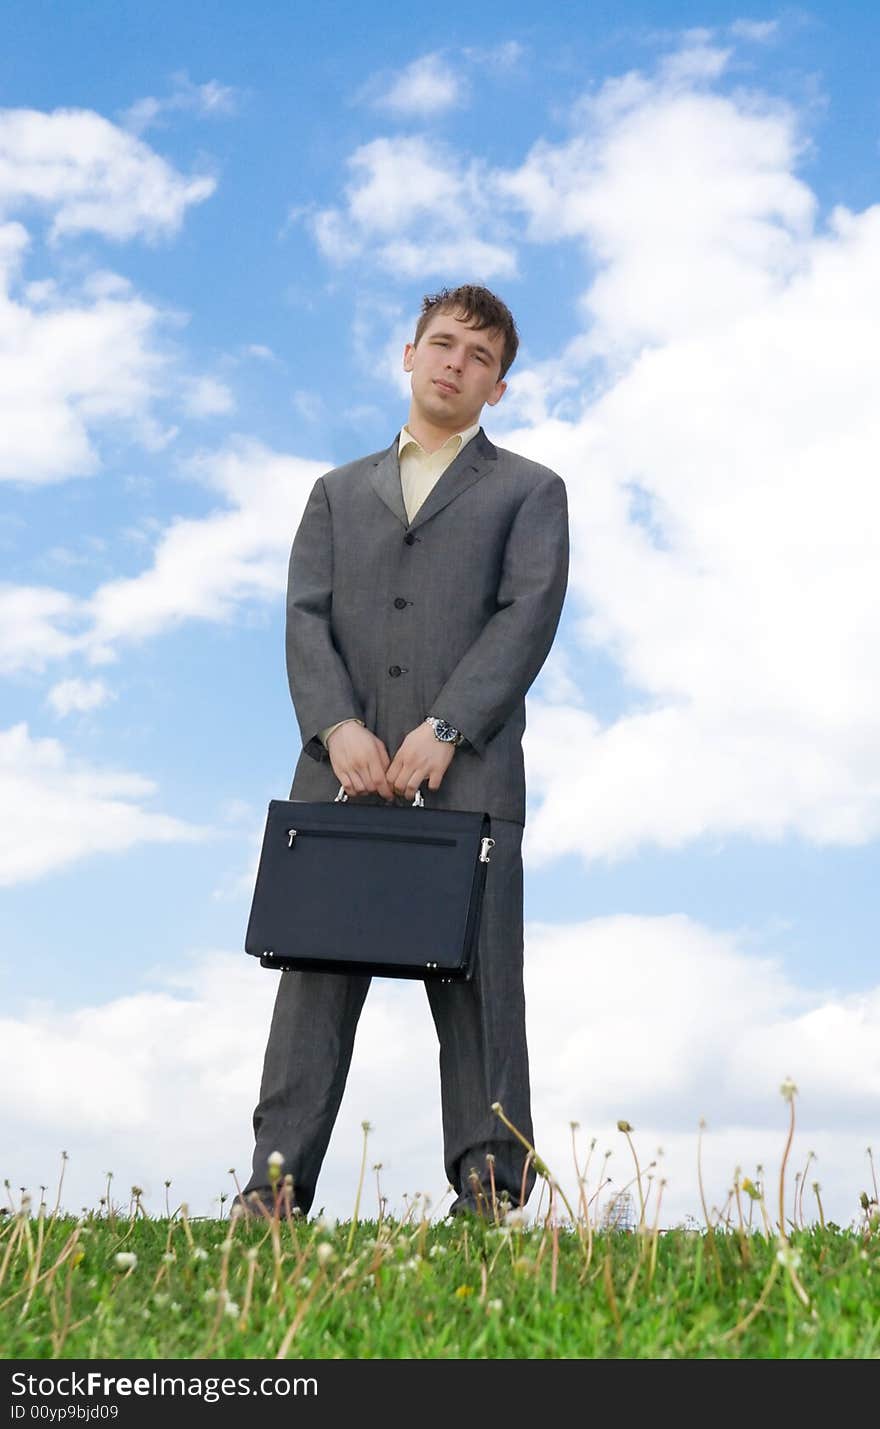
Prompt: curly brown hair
<box><xmin>414</xmin><ymin>285</ymin><xmax>519</xmax><ymax>380</ymax></box>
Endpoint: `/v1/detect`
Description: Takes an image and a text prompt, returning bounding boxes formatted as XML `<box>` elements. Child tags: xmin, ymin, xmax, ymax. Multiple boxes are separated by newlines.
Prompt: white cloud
<box><xmin>374</xmin><ymin>54</ymin><xmax>464</xmax><ymax>116</ymax></box>
<box><xmin>461</xmin><ymin>40</ymin><xmax>524</xmax><ymax>70</ymax></box>
<box><xmin>0</xmin><ymin>106</ymin><xmax>214</xmax><ymax>241</ymax></box>
<box><xmin>308</xmin><ymin>136</ymin><xmax>516</xmax><ymax>279</ymax></box>
<box><xmin>659</xmin><ymin>37</ymin><xmax>732</xmax><ymax>84</ymax></box>
<box><xmin>85</xmin><ymin>440</ymin><xmax>325</xmax><ymax>647</ymax></box>
<box><xmin>0</xmin><ymin>583</ymin><xmax>83</xmax><ymax>673</ymax></box>
<box><xmin>0</xmin><ymin>225</ymin><xmax>174</xmax><ymax>485</ymax></box>
<box><xmin>122</xmin><ymin>72</ymin><xmax>239</xmax><ymax>135</ymax></box>
<box><xmin>495</xmin><ymin>54</ymin><xmax>816</xmax><ymax>356</ymax></box>
<box><xmin>352</xmin><ymin>298</ymin><xmax>413</xmax><ymax>397</ymax></box>
<box><xmin>0</xmin><ymin>442</ymin><xmax>325</xmax><ymax>676</ymax></box>
<box><xmin>728</xmin><ymin>19</ymin><xmax>780</xmax><ymax>43</ymax></box>
<box><xmin>181</xmin><ymin>375</ymin><xmax>235</xmax><ymax>417</ymax></box>
<box><xmin>46</xmin><ymin>677</ymin><xmax>113</xmax><ymax>716</ymax></box>
<box><xmin>292</xmin><ymin>388</ymin><xmax>324</xmax><ymax>423</ymax></box>
<box><xmin>0</xmin><ymin>723</ymin><xmax>209</xmax><ymax>885</ymax></box>
<box><xmin>475</xmin><ymin>42</ymin><xmax>880</xmax><ymax>857</ymax></box>
<box><xmin>1</xmin><ymin>918</ymin><xmax>875</xmax><ymax>1228</ymax></box>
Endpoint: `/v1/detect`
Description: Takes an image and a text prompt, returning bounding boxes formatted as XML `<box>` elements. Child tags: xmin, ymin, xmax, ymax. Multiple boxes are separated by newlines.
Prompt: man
<box><xmin>239</xmin><ymin>284</ymin><xmax>569</xmax><ymax>1219</ymax></box>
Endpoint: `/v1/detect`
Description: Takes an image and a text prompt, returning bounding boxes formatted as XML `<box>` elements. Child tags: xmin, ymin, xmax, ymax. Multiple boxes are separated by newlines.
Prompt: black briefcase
<box><xmin>244</xmin><ymin>786</ymin><xmax>494</xmax><ymax>982</ymax></box>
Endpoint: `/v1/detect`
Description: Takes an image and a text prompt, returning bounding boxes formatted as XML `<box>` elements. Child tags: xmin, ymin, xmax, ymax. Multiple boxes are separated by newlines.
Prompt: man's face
<box><xmin>403</xmin><ymin>309</ymin><xmax>507</xmax><ymax>431</ymax></box>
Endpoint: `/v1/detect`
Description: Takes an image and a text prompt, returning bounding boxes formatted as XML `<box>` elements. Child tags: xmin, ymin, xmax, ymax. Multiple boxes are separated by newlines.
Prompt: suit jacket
<box><xmin>285</xmin><ymin>426</ymin><xmax>569</xmax><ymax>825</ymax></box>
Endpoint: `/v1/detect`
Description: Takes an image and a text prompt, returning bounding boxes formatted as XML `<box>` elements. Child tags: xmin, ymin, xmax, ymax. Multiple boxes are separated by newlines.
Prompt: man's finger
<box><xmin>371</xmin><ymin>758</ymin><xmax>395</xmax><ymax>801</ymax></box>
<box><xmin>347</xmin><ymin>767</ymin><xmax>367</xmax><ymax>795</ymax></box>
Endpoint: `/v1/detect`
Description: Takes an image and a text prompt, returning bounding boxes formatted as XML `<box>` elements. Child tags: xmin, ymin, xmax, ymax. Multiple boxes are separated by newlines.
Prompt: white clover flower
<box><xmin>191</xmin><ymin>1246</ymin><xmax>208</xmax><ymax>1261</ymax></box>
<box><xmin>780</xmin><ymin>1077</ymin><xmax>798</xmax><ymax>1102</ymax></box>
<box><xmin>169</xmin><ymin>1302</ymin><xmax>182</xmax><ymax>1314</ymax></box>
<box><xmin>428</xmin><ymin>1244</ymin><xmax>448</xmax><ymax>1258</ymax></box>
<box><xmin>153</xmin><ymin>1293</ymin><xmax>170</xmax><ymax>1308</ymax></box>
<box><xmin>224</xmin><ymin>1299</ymin><xmax>240</xmax><ymax>1318</ymax></box>
<box><xmin>316</xmin><ymin>1242</ymin><xmax>336</xmax><ymax>1267</ymax></box>
<box><xmin>299</xmin><ymin>1275</ymin><xmax>312</xmax><ymax>1288</ymax></box>
<box><xmin>244</xmin><ymin>1247</ymin><xmax>259</xmax><ymax>1263</ymax></box>
<box><xmin>487</xmin><ymin>1298</ymin><xmax>503</xmax><ymax>1313</ymax></box>
<box><xmin>113</xmin><ymin>1251</ymin><xmax>137</xmax><ymax>1271</ymax></box>
<box><xmin>161</xmin><ymin>1251</ymin><xmax>176</xmax><ymax>1264</ymax></box>
<box><xmin>504</xmin><ymin>1208</ymin><xmax>527</xmax><ymax>1228</ymax></box>
<box><xmin>203</xmin><ymin>1287</ymin><xmax>218</xmax><ymax>1302</ymax></box>
<box><xmin>267</xmin><ymin>1150</ymin><xmax>284</xmax><ymax>1169</ymax></box>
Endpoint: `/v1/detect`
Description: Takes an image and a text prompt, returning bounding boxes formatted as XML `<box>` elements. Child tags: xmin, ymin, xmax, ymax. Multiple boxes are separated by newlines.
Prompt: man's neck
<box><xmin>404</xmin><ymin>409</ymin><xmax>480</xmax><ymax>453</ymax></box>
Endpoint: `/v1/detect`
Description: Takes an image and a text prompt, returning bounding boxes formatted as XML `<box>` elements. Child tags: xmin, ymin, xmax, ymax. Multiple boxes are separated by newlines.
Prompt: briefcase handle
<box><xmin>334</xmin><ymin>784</ymin><xmax>424</xmax><ymax>807</ymax></box>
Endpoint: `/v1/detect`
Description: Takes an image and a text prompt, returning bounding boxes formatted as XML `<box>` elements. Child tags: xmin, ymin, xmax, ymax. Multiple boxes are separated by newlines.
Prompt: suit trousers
<box><xmin>243</xmin><ymin>816</ymin><xmax>537</xmax><ymax>1215</ymax></box>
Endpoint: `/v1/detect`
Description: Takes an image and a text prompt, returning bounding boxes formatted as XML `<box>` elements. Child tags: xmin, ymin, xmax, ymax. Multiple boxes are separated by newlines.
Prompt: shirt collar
<box><xmin>398</xmin><ymin>420</ymin><xmax>482</xmax><ymax>457</ymax></box>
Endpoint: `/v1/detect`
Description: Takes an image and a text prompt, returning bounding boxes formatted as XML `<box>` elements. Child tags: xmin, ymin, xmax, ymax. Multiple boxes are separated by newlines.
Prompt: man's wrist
<box><xmin>321</xmin><ymin>718</ymin><xmax>365</xmax><ymax>748</ymax></box>
<box><xmin>424</xmin><ymin>715</ymin><xmax>464</xmax><ymax>747</ymax></box>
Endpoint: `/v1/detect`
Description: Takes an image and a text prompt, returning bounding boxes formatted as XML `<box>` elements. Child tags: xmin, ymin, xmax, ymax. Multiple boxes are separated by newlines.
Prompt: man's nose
<box><xmin>445</xmin><ymin>350</ymin><xmax>463</xmax><ymax>372</ymax></box>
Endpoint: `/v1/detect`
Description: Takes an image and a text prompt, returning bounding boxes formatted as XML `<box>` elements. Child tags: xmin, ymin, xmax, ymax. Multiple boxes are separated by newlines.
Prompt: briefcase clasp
<box><xmin>479</xmin><ymin>837</ymin><xmax>495</xmax><ymax>863</ymax></box>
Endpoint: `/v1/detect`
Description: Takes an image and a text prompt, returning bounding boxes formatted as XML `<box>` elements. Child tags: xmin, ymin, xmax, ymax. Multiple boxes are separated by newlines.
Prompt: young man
<box><xmin>238</xmin><ymin>285</ymin><xmax>569</xmax><ymax>1219</ymax></box>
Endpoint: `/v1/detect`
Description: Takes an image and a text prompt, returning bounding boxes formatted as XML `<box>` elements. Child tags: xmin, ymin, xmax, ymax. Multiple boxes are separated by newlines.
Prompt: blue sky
<box><xmin>1</xmin><ymin>1</ymin><xmax>878</xmax><ymax>1227</ymax></box>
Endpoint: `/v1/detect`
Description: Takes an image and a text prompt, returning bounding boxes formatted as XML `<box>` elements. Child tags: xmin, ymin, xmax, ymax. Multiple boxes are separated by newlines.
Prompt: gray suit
<box><xmin>244</xmin><ymin>427</ymin><xmax>569</xmax><ymax>1212</ymax></box>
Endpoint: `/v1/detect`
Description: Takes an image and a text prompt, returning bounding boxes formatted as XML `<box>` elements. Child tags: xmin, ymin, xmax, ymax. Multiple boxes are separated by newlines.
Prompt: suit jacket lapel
<box><xmin>368</xmin><ymin>427</ymin><xmax>498</xmax><ymax>533</ymax></box>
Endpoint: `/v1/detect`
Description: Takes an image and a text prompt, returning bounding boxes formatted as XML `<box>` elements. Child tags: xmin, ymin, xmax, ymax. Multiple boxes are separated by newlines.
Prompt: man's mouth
<box><xmin>433</xmin><ymin>379</ymin><xmax>459</xmax><ymax>394</ymax></box>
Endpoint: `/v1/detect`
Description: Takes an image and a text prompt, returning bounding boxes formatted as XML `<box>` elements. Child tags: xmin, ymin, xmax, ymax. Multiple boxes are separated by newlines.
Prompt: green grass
<box><xmin>4</xmin><ymin>1093</ymin><xmax>878</xmax><ymax>1359</ymax></box>
<box><xmin>2</xmin><ymin>1201</ymin><xmax>878</xmax><ymax>1359</ymax></box>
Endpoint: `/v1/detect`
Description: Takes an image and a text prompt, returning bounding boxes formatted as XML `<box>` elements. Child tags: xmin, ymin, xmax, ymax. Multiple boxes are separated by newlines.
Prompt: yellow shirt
<box><xmin>319</xmin><ymin>422</ymin><xmax>481</xmax><ymax>749</ymax></box>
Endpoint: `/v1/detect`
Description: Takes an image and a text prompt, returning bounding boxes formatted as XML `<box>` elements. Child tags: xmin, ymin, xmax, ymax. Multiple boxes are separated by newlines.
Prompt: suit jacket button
<box><xmin>404</xmin><ymin>533</ymin><xmax>416</xmax><ymax>545</ymax></box>
<box><xmin>388</xmin><ymin>664</ymin><xmax>402</xmax><ymax>677</ymax></box>
<box><xmin>393</xmin><ymin>597</ymin><xmax>407</xmax><ymax>609</ymax></box>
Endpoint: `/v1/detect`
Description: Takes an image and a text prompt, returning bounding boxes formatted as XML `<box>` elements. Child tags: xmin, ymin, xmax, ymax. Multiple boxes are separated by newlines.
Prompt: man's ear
<box><xmin>485</xmin><ymin>379</ymin><xmax>507</xmax><ymax>408</ymax></box>
<box><xmin>402</xmin><ymin>342</ymin><xmax>416</xmax><ymax>372</ymax></box>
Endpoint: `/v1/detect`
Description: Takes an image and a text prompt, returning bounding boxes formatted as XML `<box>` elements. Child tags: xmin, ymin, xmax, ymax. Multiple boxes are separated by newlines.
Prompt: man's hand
<box><xmin>326</xmin><ymin>723</ymin><xmax>396</xmax><ymax>801</ymax></box>
<box><xmin>386</xmin><ymin>722</ymin><xmax>456</xmax><ymax>801</ymax></box>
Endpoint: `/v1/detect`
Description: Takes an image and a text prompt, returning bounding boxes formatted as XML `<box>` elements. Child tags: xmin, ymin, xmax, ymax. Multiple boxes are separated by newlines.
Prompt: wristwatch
<box><xmin>425</xmin><ymin>716</ymin><xmax>464</xmax><ymax>747</ymax></box>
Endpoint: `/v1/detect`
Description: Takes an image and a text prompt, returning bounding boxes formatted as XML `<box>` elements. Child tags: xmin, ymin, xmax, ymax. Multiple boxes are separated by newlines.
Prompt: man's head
<box><xmin>403</xmin><ymin>285</ymin><xmax>519</xmax><ymax>435</ymax></box>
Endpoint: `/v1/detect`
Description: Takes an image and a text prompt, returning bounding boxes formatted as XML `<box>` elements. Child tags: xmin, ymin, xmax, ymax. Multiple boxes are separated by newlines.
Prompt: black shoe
<box><xmin>230</xmin><ymin>1188</ymin><xmax>303</xmax><ymax>1220</ymax></box>
<box><xmin>447</xmin><ymin>1192</ymin><xmax>492</xmax><ymax>1221</ymax></box>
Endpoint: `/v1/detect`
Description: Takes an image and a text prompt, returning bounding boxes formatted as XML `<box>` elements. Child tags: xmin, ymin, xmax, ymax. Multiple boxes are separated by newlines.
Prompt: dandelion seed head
<box><xmin>776</xmin><ymin>1243</ymin><xmax>802</xmax><ymax>1269</ymax></box>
